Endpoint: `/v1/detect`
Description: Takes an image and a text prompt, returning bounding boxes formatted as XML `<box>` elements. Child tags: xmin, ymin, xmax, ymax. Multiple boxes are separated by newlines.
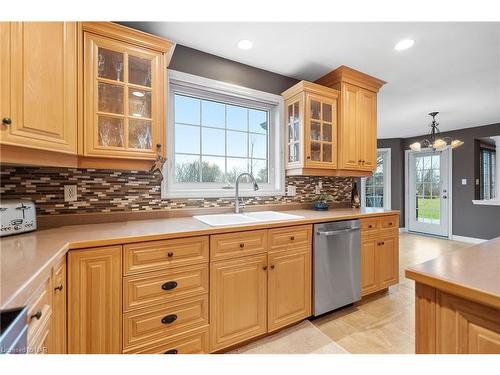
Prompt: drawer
<box><xmin>360</xmin><ymin>217</ymin><xmax>379</xmax><ymax>234</ymax></box>
<box><xmin>379</xmin><ymin>215</ymin><xmax>399</xmax><ymax>230</ymax></box>
<box><xmin>210</xmin><ymin>230</ymin><xmax>267</xmax><ymax>261</ymax></box>
<box><xmin>124</xmin><ymin>326</ymin><xmax>209</xmax><ymax>354</ymax></box>
<box><xmin>27</xmin><ymin>278</ymin><xmax>51</xmax><ymax>343</ymax></box>
<box><xmin>124</xmin><ymin>264</ymin><xmax>209</xmax><ymax>312</ymax></box>
<box><xmin>124</xmin><ymin>236</ymin><xmax>209</xmax><ymax>275</ymax></box>
<box><xmin>268</xmin><ymin>225</ymin><xmax>312</xmax><ymax>253</ymax></box>
<box><xmin>28</xmin><ymin>308</ymin><xmax>52</xmax><ymax>354</ymax></box>
<box><xmin>123</xmin><ymin>294</ymin><xmax>209</xmax><ymax>349</ymax></box>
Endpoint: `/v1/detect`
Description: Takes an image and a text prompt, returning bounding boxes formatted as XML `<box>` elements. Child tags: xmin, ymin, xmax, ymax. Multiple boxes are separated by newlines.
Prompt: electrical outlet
<box><xmin>461</xmin><ymin>179</ymin><xmax>467</xmax><ymax>185</ymax></box>
<box><xmin>286</xmin><ymin>185</ymin><xmax>296</xmax><ymax>197</ymax></box>
<box><xmin>318</xmin><ymin>181</ymin><xmax>323</xmax><ymax>189</ymax></box>
<box><xmin>64</xmin><ymin>185</ymin><xmax>77</xmax><ymax>202</ymax></box>
<box><xmin>314</xmin><ymin>184</ymin><xmax>321</xmax><ymax>194</ymax></box>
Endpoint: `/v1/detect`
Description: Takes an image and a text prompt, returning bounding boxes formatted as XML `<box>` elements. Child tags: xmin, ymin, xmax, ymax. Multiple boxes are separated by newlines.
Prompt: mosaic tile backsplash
<box><xmin>0</xmin><ymin>167</ymin><xmax>354</xmax><ymax>215</ymax></box>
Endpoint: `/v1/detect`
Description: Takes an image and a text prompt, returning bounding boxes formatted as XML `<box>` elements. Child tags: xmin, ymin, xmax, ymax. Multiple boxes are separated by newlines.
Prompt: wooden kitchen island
<box><xmin>405</xmin><ymin>236</ymin><xmax>500</xmax><ymax>354</ymax></box>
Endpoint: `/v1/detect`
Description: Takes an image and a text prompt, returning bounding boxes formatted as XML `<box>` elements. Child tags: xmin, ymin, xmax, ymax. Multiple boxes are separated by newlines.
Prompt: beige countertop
<box><xmin>405</xmin><ymin>236</ymin><xmax>500</xmax><ymax>309</ymax></box>
<box><xmin>0</xmin><ymin>207</ymin><xmax>398</xmax><ymax>310</ymax></box>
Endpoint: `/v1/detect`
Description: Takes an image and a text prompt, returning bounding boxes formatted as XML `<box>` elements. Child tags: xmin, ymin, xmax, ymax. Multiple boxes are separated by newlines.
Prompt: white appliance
<box><xmin>0</xmin><ymin>200</ymin><xmax>37</xmax><ymax>237</ymax></box>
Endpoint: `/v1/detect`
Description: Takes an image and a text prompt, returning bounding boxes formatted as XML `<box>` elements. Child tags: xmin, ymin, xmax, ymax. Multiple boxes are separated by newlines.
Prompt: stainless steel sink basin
<box><xmin>193</xmin><ymin>211</ymin><xmax>304</xmax><ymax>227</ymax></box>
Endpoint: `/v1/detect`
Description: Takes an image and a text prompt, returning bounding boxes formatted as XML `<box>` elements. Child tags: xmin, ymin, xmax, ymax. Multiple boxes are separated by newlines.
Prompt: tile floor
<box><xmin>235</xmin><ymin>232</ymin><xmax>472</xmax><ymax>354</ymax></box>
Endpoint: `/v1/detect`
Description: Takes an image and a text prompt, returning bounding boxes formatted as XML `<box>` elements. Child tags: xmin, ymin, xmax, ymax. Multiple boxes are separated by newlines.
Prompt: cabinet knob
<box><xmin>164</xmin><ymin>349</ymin><xmax>178</xmax><ymax>354</ymax></box>
<box><xmin>161</xmin><ymin>314</ymin><xmax>178</xmax><ymax>325</ymax></box>
<box><xmin>358</xmin><ymin>159</ymin><xmax>362</xmax><ymax>164</ymax></box>
<box><xmin>167</xmin><ymin>252</ymin><xmax>174</xmax><ymax>258</ymax></box>
<box><xmin>54</xmin><ymin>284</ymin><xmax>63</xmax><ymax>292</ymax></box>
<box><xmin>290</xmin><ymin>236</ymin><xmax>295</xmax><ymax>241</ymax></box>
<box><xmin>270</xmin><ymin>265</ymin><xmax>275</xmax><ymax>270</ymax></box>
<box><xmin>161</xmin><ymin>281</ymin><xmax>178</xmax><ymax>290</ymax></box>
<box><xmin>156</xmin><ymin>143</ymin><xmax>162</xmax><ymax>149</ymax></box>
<box><xmin>389</xmin><ymin>222</ymin><xmax>393</xmax><ymax>226</ymax></box>
<box><xmin>263</xmin><ymin>266</ymin><xmax>268</xmax><ymax>271</ymax></box>
<box><xmin>306</xmin><ymin>156</ymin><xmax>311</xmax><ymax>159</ymax></box>
<box><xmin>239</xmin><ymin>243</ymin><xmax>245</xmax><ymax>249</ymax></box>
<box><xmin>368</xmin><ymin>225</ymin><xmax>372</xmax><ymax>229</ymax></box>
<box><xmin>2</xmin><ymin>117</ymin><xmax>12</xmax><ymax>126</ymax></box>
<box><xmin>30</xmin><ymin>310</ymin><xmax>42</xmax><ymax>321</ymax></box>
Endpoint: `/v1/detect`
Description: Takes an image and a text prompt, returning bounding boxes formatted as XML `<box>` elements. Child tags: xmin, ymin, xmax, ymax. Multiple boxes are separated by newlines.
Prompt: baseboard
<box><xmin>451</xmin><ymin>235</ymin><xmax>488</xmax><ymax>244</ymax></box>
<box><xmin>399</xmin><ymin>227</ymin><xmax>407</xmax><ymax>233</ymax></box>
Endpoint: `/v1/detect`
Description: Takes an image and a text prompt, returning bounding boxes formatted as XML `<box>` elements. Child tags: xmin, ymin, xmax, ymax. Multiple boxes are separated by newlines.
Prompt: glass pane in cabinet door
<box><xmin>310</xmin><ymin>100</ymin><xmax>320</xmax><ymax>120</ymax></box>
<box><xmin>288</xmin><ymin>104</ymin><xmax>294</xmax><ymax>124</ymax></box>
<box><xmin>293</xmin><ymin>122</ymin><xmax>300</xmax><ymax>142</ymax></box>
<box><xmin>322</xmin><ymin>143</ymin><xmax>332</xmax><ymax>162</ymax></box>
<box><xmin>311</xmin><ymin>122</ymin><xmax>321</xmax><ymax>141</ymax></box>
<box><xmin>98</xmin><ymin>116</ymin><xmax>124</xmax><ymax>148</ymax></box>
<box><xmin>293</xmin><ymin>102</ymin><xmax>299</xmax><ymax>121</ymax></box>
<box><xmin>129</xmin><ymin>88</ymin><xmax>151</xmax><ymax>119</ymax></box>
<box><xmin>322</xmin><ymin>103</ymin><xmax>332</xmax><ymax>122</ymax></box>
<box><xmin>97</xmin><ymin>48</ymin><xmax>124</xmax><ymax>82</ymax></box>
<box><xmin>311</xmin><ymin>142</ymin><xmax>321</xmax><ymax>161</ymax></box>
<box><xmin>129</xmin><ymin>55</ymin><xmax>152</xmax><ymax>87</ymax></box>
<box><xmin>98</xmin><ymin>82</ymin><xmax>124</xmax><ymax>114</ymax></box>
<box><xmin>322</xmin><ymin>123</ymin><xmax>332</xmax><ymax>142</ymax></box>
<box><xmin>129</xmin><ymin>119</ymin><xmax>152</xmax><ymax>150</ymax></box>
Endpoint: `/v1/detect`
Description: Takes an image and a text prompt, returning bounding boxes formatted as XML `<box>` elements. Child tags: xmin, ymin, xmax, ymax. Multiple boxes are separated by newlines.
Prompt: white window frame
<box><xmin>162</xmin><ymin>70</ymin><xmax>285</xmax><ymax>199</ymax></box>
<box><xmin>361</xmin><ymin>148</ymin><xmax>391</xmax><ymax>210</ymax></box>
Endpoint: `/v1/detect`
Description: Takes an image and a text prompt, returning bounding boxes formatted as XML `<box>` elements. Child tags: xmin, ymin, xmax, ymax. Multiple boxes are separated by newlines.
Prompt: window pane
<box><xmin>202</xmin><ymin>127</ymin><xmax>225</xmax><ymax>156</ymax></box>
<box><xmin>249</xmin><ymin>133</ymin><xmax>267</xmax><ymax>159</ymax></box>
<box><xmin>227</xmin><ymin>130</ymin><xmax>248</xmax><ymax>157</ymax></box>
<box><xmin>175</xmin><ymin>124</ymin><xmax>200</xmax><ymax>154</ymax></box>
<box><xmin>226</xmin><ymin>158</ymin><xmax>248</xmax><ymax>183</ymax></box>
<box><xmin>250</xmin><ymin>159</ymin><xmax>268</xmax><ymax>183</ymax></box>
<box><xmin>202</xmin><ymin>100</ymin><xmax>225</xmax><ymax>128</ymax></box>
<box><xmin>175</xmin><ymin>154</ymin><xmax>200</xmax><ymax>182</ymax></box>
<box><xmin>201</xmin><ymin>156</ymin><xmax>225</xmax><ymax>182</ymax></box>
<box><xmin>249</xmin><ymin>109</ymin><xmax>267</xmax><ymax>134</ymax></box>
<box><xmin>227</xmin><ymin>105</ymin><xmax>247</xmax><ymax>131</ymax></box>
<box><xmin>175</xmin><ymin>95</ymin><xmax>200</xmax><ymax>125</ymax></box>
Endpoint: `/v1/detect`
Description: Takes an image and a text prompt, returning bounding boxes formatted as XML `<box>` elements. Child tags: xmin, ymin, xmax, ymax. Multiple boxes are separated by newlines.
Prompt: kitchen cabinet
<box><xmin>0</xmin><ymin>22</ymin><xmax>78</xmax><ymax>166</ymax></box>
<box><xmin>282</xmin><ymin>81</ymin><xmax>339</xmax><ymax>176</ymax></box>
<box><xmin>360</xmin><ymin>214</ymin><xmax>399</xmax><ymax>296</ymax></box>
<box><xmin>210</xmin><ymin>254</ymin><xmax>268</xmax><ymax>352</ymax></box>
<box><xmin>315</xmin><ymin>65</ymin><xmax>385</xmax><ymax>175</ymax></box>
<box><xmin>68</xmin><ymin>245</ymin><xmax>122</xmax><ymax>354</ymax></box>
<box><xmin>26</xmin><ymin>276</ymin><xmax>53</xmax><ymax>354</ymax></box>
<box><xmin>81</xmin><ymin>22</ymin><xmax>174</xmax><ymax>166</ymax></box>
<box><xmin>51</xmin><ymin>257</ymin><xmax>67</xmax><ymax>354</ymax></box>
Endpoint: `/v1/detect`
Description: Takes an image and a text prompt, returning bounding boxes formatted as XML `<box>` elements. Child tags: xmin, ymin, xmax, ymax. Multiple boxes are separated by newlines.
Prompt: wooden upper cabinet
<box><xmin>82</xmin><ymin>23</ymin><xmax>173</xmax><ymax>161</ymax></box>
<box><xmin>0</xmin><ymin>22</ymin><xmax>77</xmax><ymax>155</ymax></box>
<box><xmin>282</xmin><ymin>81</ymin><xmax>339</xmax><ymax>176</ymax></box>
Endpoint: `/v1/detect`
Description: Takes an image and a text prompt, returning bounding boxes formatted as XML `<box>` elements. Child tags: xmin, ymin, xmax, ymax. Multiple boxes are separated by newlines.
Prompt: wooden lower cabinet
<box><xmin>361</xmin><ymin>240</ymin><xmax>378</xmax><ymax>295</ymax></box>
<box><xmin>27</xmin><ymin>277</ymin><xmax>53</xmax><ymax>354</ymax></box>
<box><xmin>51</xmin><ymin>258</ymin><xmax>67</xmax><ymax>354</ymax></box>
<box><xmin>210</xmin><ymin>254</ymin><xmax>268</xmax><ymax>352</ymax></box>
<box><xmin>377</xmin><ymin>234</ymin><xmax>399</xmax><ymax>288</ymax></box>
<box><xmin>68</xmin><ymin>246</ymin><xmax>122</xmax><ymax>354</ymax></box>
<box><xmin>268</xmin><ymin>248</ymin><xmax>311</xmax><ymax>332</ymax></box>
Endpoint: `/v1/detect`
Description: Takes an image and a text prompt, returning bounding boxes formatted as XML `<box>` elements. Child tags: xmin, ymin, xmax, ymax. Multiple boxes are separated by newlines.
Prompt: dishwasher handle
<box><xmin>316</xmin><ymin>228</ymin><xmax>359</xmax><ymax>236</ymax></box>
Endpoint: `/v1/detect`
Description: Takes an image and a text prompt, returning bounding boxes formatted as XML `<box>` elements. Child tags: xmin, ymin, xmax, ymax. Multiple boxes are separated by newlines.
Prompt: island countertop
<box><xmin>1</xmin><ymin>207</ymin><xmax>398</xmax><ymax>310</ymax></box>
<box><xmin>405</xmin><ymin>236</ymin><xmax>500</xmax><ymax>310</ymax></box>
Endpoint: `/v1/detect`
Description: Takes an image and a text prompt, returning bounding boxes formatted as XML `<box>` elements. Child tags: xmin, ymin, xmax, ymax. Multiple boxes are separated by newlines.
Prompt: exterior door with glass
<box><xmin>408</xmin><ymin>148</ymin><xmax>450</xmax><ymax>237</ymax></box>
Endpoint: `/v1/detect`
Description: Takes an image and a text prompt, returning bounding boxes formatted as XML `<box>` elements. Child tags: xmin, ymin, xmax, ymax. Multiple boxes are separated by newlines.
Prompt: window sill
<box><xmin>472</xmin><ymin>199</ymin><xmax>500</xmax><ymax>206</ymax></box>
<box><xmin>163</xmin><ymin>189</ymin><xmax>285</xmax><ymax>199</ymax></box>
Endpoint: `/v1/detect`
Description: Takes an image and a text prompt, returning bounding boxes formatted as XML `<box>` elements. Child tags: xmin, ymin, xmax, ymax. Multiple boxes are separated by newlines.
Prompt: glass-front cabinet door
<box><xmin>286</xmin><ymin>95</ymin><xmax>302</xmax><ymax>167</ymax></box>
<box><xmin>84</xmin><ymin>33</ymin><xmax>164</xmax><ymax>159</ymax></box>
<box><xmin>304</xmin><ymin>93</ymin><xmax>337</xmax><ymax>169</ymax></box>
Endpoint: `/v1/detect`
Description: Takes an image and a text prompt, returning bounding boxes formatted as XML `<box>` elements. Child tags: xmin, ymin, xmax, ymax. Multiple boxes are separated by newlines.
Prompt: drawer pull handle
<box><xmin>164</xmin><ymin>349</ymin><xmax>178</xmax><ymax>354</ymax></box>
<box><xmin>161</xmin><ymin>281</ymin><xmax>178</xmax><ymax>291</ymax></box>
<box><xmin>239</xmin><ymin>243</ymin><xmax>245</xmax><ymax>249</ymax></box>
<box><xmin>54</xmin><ymin>284</ymin><xmax>63</xmax><ymax>292</ymax></box>
<box><xmin>167</xmin><ymin>252</ymin><xmax>174</xmax><ymax>258</ymax></box>
<box><xmin>161</xmin><ymin>314</ymin><xmax>178</xmax><ymax>325</ymax></box>
<box><xmin>30</xmin><ymin>310</ymin><xmax>42</xmax><ymax>321</ymax></box>
<box><xmin>368</xmin><ymin>225</ymin><xmax>373</xmax><ymax>229</ymax></box>
<box><xmin>389</xmin><ymin>222</ymin><xmax>393</xmax><ymax>226</ymax></box>
<box><xmin>290</xmin><ymin>236</ymin><xmax>295</xmax><ymax>241</ymax></box>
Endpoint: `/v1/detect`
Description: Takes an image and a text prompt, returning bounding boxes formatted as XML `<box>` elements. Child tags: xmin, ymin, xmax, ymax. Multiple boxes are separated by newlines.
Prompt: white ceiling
<box><xmin>122</xmin><ymin>22</ymin><xmax>500</xmax><ymax>138</ymax></box>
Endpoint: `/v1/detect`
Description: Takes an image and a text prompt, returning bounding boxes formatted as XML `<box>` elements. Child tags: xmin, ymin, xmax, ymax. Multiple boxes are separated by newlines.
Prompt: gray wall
<box><xmin>170</xmin><ymin>45</ymin><xmax>299</xmax><ymax>95</ymax></box>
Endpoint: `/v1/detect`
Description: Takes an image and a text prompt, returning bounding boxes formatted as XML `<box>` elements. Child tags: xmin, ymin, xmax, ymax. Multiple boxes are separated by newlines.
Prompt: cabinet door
<box><xmin>357</xmin><ymin>88</ymin><xmax>377</xmax><ymax>171</ymax></box>
<box><xmin>304</xmin><ymin>93</ymin><xmax>337</xmax><ymax>169</ymax></box>
<box><xmin>339</xmin><ymin>83</ymin><xmax>360</xmax><ymax>169</ymax></box>
<box><xmin>268</xmin><ymin>248</ymin><xmax>311</xmax><ymax>332</ymax></box>
<box><xmin>285</xmin><ymin>95</ymin><xmax>303</xmax><ymax>168</ymax></box>
<box><xmin>210</xmin><ymin>254</ymin><xmax>267</xmax><ymax>352</ymax></box>
<box><xmin>84</xmin><ymin>32</ymin><xmax>164</xmax><ymax>159</ymax></box>
<box><xmin>0</xmin><ymin>22</ymin><xmax>77</xmax><ymax>153</ymax></box>
<box><xmin>68</xmin><ymin>246</ymin><xmax>122</xmax><ymax>354</ymax></box>
<box><xmin>52</xmin><ymin>258</ymin><xmax>67</xmax><ymax>354</ymax></box>
<box><xmin>361</xmin><ymin>239</ymin><xmax>379</xmax><ymax>296</ymax></box>
<box><xmin>377</xmin><ymin>234</ymin><xmax>399</xmax><ymax>288</ymax></box>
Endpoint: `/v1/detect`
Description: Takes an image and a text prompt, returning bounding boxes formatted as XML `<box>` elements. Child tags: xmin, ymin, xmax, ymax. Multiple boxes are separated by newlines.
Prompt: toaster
<box><xmin>0</xmin><ymin>200</ymin><xmax>37</xmax><ymax>237</ymax></box>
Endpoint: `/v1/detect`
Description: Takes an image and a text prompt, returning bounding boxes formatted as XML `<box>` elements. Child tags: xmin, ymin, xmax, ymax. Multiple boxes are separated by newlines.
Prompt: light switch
<box><xmin>461</xmin><ymin>179</ymin><xmax>467</xmax><ymax>185</ymax></box>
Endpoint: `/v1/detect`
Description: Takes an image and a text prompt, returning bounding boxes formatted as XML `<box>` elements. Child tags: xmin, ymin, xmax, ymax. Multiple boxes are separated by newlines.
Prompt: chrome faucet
<box><xmin>234</xmin><ymin>173</ymin><xmax>259</xmax><ymax>213</ymax></box>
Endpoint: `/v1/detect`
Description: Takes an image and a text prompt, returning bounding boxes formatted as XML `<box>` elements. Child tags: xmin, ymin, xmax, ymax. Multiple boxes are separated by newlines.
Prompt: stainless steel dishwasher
<box><xmin>313</xmin><ymin>220</ymin><xmax>361</xmax><ymax>316</ymax></box>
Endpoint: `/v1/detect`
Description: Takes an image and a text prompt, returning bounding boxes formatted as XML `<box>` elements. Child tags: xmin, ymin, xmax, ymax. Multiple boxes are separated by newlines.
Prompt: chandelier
<box><xmin>409</xmin><ymin>112</ymin><xmax>464</xmax><ymax>151</ymax></box>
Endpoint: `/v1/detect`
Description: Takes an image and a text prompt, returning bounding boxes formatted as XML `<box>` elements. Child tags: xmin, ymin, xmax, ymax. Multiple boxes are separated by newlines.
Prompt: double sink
<box><xmin>194</xmin><ymin>211</ymin><xmax>304</xmax><ymax>227</ymax></box>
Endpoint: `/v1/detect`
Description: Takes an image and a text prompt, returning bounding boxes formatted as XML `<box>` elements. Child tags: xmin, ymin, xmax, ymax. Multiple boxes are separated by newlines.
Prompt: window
<box><xmin>164</xmin><ymin>70</ymin><xmax>284</xmax><ymax>198</ymax></box>
<box><xmin>361</xmin><ymin>149</ymin><xmax>391</xmax><ymax>209</ymax></box>
<box><xmin>480</xmin><ymin>147</ymin><xmax>496</xmax><ymax>200</ymax></box>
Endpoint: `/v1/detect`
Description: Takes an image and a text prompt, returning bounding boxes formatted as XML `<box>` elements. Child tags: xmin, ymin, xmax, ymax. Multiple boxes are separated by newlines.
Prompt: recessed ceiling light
<box><xmin>394</xmin><ymin>39</ymin><xmax>414</xmax><ymax>51</ymax></box>
<box><xmin>237</xmin><ymin>39</ymin><xmax>253</xmax><ymax>50</ymax></box>
<box><xmin>132</xmin><ymin>91</ymin><xmax>145</xmax><ymax>98</ymax></box>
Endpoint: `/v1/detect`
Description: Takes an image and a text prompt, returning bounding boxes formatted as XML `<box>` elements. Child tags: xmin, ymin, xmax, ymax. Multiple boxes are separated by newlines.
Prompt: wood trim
<box><xmin>282</xmin><ymin>80</ymin><xmax>340</xmax><ymax>100</ymax></box>
<box><xmin>76</xmin><ymin>155</ymin><xmax>154</xmax><ymax>170</ymax></box>
<box><xmin>415</xmin><ymin>282</ymin><xmax>436</xmax><ymax>354</ymax></box>
<box><xmin>0</xmin><ymin>143</ymin><xmax>78</xmax><ymax>167</ymax></box>
<box><xmin>315</xmin><ymin>65</ymin><xmax>386</xmax><ymax>93</ymax></box>
<box><xmin>286</xmin><ymin>167</ymin><xmax>372</xmax><ymax>177</ymax></box>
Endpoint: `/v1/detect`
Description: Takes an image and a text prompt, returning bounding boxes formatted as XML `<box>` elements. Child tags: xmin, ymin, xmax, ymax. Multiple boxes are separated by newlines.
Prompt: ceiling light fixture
<box><xmin>237</xmin><ymin>39</ymin><xmax>253</xmax><ymax>50</ymax></box>
<box><xmin>409</xmin><ymin>112</ymin><xmax>464</xmax><ymax>152</ymax></box>
<box><xmin>394</xmin><ymin>39</ymin><xmax>414</xmax><ymax>51</ymax></box>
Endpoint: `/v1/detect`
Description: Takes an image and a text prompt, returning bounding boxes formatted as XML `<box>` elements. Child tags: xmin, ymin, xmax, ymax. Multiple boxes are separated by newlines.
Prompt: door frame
<box><xmin>361</xmin><ymin>148</ymin><xmax>392</xmax><ymax>210</ymax></box>
<box><xmin>405</xmin><ymin>147</ymin><xmax>453</xmax><ymax>239</ymax></box>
